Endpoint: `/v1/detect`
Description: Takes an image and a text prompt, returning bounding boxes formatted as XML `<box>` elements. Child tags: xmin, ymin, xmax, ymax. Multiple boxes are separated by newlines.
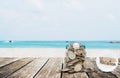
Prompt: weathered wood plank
<box><xmin>113</xmin><ymin>66</ymin><xmax>120</xmax><ymax>78</ymax></box>
<box><xmin>0</xmin><ymin>58</ymin><xmax>34</xmax><ymax>78</ymax></box>
<box><xmin>112</xmin><ymin>65</ymin><xmax>120</xmax><ymax>78</ymax></box>
<box><xmin>0</xmin><ymin>58</ymin><xmax>19</xmax><ymax>68</ymax></box>
<box><xmin>62</xmin><ymin>72</ymin><xmax>88</xmax><ymax>78</ymax></box>
<box><xmin>34</xmin><ymin>58</ymin><xmax>62</xmax><ymax>78</ymax></box>
<box><xmin>62</xmin><ymin>60</ymin><xmax>88</xmax><ymax>78</ymax></box>
<box><xmin>8</xmin><ymin>58</ymin><xmax>48</xmax><ymax>78</ymax></box>
<box><xmin>84</xmin><ymin>57</ymin><xmax>117</xmax><ymax>78</ymax></box>
<box><xmin>0</xmin><ymin>57</ymin><xmax>119</xmax><ymax>78</ymax></box>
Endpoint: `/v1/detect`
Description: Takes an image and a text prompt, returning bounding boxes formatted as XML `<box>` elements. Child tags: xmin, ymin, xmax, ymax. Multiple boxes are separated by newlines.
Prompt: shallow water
<box><xmin>0</xmin><ymin>41</ymin><xmax>120</xmax><ymax>49</ymax></box>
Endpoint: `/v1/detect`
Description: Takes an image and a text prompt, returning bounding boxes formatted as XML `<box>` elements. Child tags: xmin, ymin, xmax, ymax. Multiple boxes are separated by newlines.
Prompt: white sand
<box><xmin>0</xmin><ymin>48</ymin><xmax>120</xmax><ymax>58</ymax></box>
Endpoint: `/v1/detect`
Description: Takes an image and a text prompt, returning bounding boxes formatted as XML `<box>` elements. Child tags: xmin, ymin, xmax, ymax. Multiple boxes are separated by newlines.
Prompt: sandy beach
<box><xmin>0</xmin><ymin>48</ymin><xmax>120</xmax><ymax>58</ymax></box>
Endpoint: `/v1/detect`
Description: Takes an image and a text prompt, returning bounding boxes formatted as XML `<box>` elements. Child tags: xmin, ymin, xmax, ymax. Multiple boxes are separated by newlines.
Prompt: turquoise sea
<box><xmin>0</xmin><ymin>41</ymin><xmax>120</xmax><ymax>49</ymax></box>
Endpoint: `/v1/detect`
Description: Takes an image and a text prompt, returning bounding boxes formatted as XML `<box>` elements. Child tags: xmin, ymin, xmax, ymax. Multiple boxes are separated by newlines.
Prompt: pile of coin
<box><xmin>63</xmin><ymin>43</ymin><xmax>86</xmax><ymax>73</ymax></box>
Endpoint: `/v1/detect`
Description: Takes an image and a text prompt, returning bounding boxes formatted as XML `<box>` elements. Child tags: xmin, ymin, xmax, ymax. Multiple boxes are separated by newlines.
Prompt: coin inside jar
<box><xmin>67</xmin><ymin>51</ymin><xmax>76</xmax><ymax>60</ymax></box>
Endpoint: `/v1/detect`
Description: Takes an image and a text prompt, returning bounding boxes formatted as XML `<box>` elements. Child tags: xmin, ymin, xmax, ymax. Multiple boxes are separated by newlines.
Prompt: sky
<box><xmin>0</xmin><ymin>0</ymin><xmax>120</xmax><ymax>41</ymax></box>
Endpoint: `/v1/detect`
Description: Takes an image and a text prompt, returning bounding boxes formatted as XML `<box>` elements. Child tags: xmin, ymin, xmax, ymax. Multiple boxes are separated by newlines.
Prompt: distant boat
<box><xmin>9</xmin><ymin>40</ymin><xmax>12</xmax><ymax>43</ymax></box>
<box><xmin>4</xmin><ymin>40</ymin><xmax>13</xmax><ymax>43</ymax></box>
<box><xmin>66</xmin><ymin>41</ymin><xmax>69</xmax><ymax>43</ymax></box>
<box><xmin>110</xmin><ymin>41</ymin><xmax>120</xmax><ymax>44</ymax></box>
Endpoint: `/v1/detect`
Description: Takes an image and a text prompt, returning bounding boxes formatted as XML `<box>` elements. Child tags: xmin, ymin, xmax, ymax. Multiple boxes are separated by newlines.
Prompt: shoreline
<box><xmin>0</xmin><ymin>48</ymin><xmax>120</xmax><ymax>57</ymax></box>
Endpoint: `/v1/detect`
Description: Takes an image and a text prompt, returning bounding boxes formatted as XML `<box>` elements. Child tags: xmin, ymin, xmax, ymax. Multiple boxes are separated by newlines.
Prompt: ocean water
<box><xmin>0</xmin><ymin>41</ymin><xmax>120</xmax><ymax>49</ymax></box>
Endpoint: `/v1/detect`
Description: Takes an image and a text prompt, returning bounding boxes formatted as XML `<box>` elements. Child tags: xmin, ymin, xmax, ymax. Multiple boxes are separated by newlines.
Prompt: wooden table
<box><xmin>0</xmin><ymin>57</ymin><xmax>119</xmax><ymax>78</ymax></box>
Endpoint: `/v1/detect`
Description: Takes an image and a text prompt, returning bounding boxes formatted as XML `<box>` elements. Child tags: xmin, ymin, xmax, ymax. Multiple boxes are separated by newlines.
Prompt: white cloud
<box><xmin>106</xmin><ymin>14</ymin><xmax>115</xmax><ymax>20</ymax></box>
<box><xmin>0</xmin><ymin>0</ymin><xmax>45</xmax><ymax>20</ymax></box>
<box><xmin>0</xmin><ymin>0</ymin><xmax>120</xmax><ymax>40</ymax></box>
<box><xmin>63</xmin><ymin>0</ymin><xmax>83</xmax><ymax>10</ymax></box>
<box><xmin>28</xmin><ymin>0</ymin><xmax>44</xmax><ymax>10</ymax></box>
<box><xmin>0</xmin><ymin>9</ymin><xmax>23</xmax><ymax>20</ymax></box>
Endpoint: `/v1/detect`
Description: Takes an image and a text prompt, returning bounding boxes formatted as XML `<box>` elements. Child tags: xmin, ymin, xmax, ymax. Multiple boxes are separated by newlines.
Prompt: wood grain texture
<box><xmin>112</xmin><ymin>65</ymin><xmax>120</xmax><ymax>78</ymax></box>
<box><xmin>111</xmin><ymin>58</ymin><xmax>120</xmax><ymax>78</ymax></box>
<box><xmin>62</xmin><ymin>61</ymin><xmax>88</xmax><ymax>78</ymax></box>
<box><xmin>8</xmin><ymin>58</ymin><xmax>48</xmax><ymax>78</ymax></box>
<box><xmin>0</xmin><ymin>58</ymin><xmax>34</xmax><ymax>78</ymax></box>
<box><xmin>84</xmin><ymin>57</ymin><xmax>117</xmax><ymax>78</ymax></box>
<box><xmin>62</xmin><ymin>72</ymin><xmax>88</xmax><ymax>78</ymax></box>
<box><xmin>34</xmin><ymin>58</ymin><xmax>62</xmax><ymax>78</ymax></box>
<box><xmin>0</xmin><ymin>57</ymin><xmax>119</xmax><ymax>78</ymax></box>
<box><xmin>0</xmin><ymin>58</ymin><xmax>19</xmax><ymax>67</ymax></box>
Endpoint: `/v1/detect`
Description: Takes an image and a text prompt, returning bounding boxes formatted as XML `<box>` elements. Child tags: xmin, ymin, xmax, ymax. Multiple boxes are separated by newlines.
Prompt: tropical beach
<box><xmin>0</xmin><ymin>0</ymin><xmax>120</xmax><ymax>77</ymax></box>
<box><xmin>0</xmin><ymin>48</ymin><xmax>120</xmax><ymax>57</ymax></box>
<box><xmin>0</xmin><ymin>47</ymin><xmax>120</xmax><ymax>78</ymax></box>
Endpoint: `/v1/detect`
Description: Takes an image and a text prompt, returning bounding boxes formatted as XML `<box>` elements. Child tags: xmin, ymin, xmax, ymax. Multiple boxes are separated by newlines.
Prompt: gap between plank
<box><xmin>60</xmin><ymin>63</ymin><xmax>63</xmax><ymax>78</ymax></box>
<box><xmin>33</xmin><ymin>58</ymin><xmax>49</xmax><ymax>78</ymax></box>
<box><xmin>0</xmin><ymin>59</ymin><xmax>21</xmax><ymax>69</ymax></box>
<box><xmin>6</xmin><ymin>59</ymin><xmax>34</xmax><ymax>78</ymax></box>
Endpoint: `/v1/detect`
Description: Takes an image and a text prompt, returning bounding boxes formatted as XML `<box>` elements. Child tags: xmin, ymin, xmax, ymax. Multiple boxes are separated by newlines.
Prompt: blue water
<box><xmin>0</xmin><ymin>41</ymin><xmax>120</xmax><ymax>49</ymax></box>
